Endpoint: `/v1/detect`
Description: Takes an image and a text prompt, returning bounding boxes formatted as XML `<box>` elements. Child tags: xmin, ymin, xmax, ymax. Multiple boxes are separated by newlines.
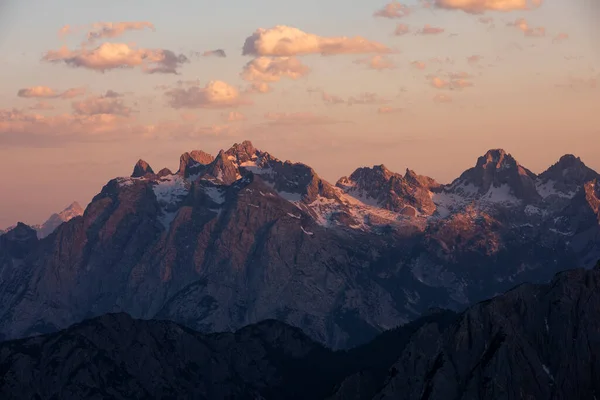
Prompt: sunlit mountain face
<box><xmin>0</xmin><ymin>1</ymin><xmax>599</xmax><ymax>399</ymax></box>
<box><xmin>1</xmin><ymin>141</ymin><xmax>599</xmax><ymax>349</ymax></box>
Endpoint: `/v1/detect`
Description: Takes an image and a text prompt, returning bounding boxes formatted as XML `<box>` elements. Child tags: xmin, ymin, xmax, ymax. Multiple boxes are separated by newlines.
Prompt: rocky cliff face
<box><xmin>0</xmin><ymin>142</ymin><xmax>599</xmax><ymax>349</ymax></box>
<box><xmin>373</xmin><ymin>262</ymin><xmax>600</xmax><ymax>399</ymax></box>
<box><xmin>1</xmin><ymin>264</ymin><xmax>599</xmax><ymax>400</ymax></box>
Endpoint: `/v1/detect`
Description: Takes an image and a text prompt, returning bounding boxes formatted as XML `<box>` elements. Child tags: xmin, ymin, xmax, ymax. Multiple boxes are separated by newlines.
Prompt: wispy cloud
<box><xmin>434</xmin><ymin>0</ymin><xmax>542</xmax><ymax>14</ymax></box>
<box><xmin>354</xmin><ymin>55</ymin><xmax>396</xmax><ymax>70</ymax></box>
<box><xmin>416</xmin><ymin>24</ymin><xmax>445</xmax><ymax>35</ymax></box>
<box><xmin>17</xmin><ymin>86</ymin><xmax>86</xmax><ymax>99</ymax></box>
<box><xmin>506</xmin><ymin>18</ymin><xmax>545</xmax><ymax>37</ymax></box>
<box><xmin>373</xmin><ymin>2</ymin><xmax>412</xmax><ymax>18</ymax></box>
<box><xmin>86</xmin><ymin>22</ymin><xmax>155</xmax><ymax>43</ymax></box>
<box><xmin>202</xmin><ymin>49</ymin><xmax>227</xmax><ymax>57</ymax></box>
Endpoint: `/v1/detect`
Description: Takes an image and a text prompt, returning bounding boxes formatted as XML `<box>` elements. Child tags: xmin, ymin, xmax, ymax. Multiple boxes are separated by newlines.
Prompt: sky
<box><xmin>0</xmin><ymin>0</ymin><xmax>599</xmax><ymax>228</ymax></box>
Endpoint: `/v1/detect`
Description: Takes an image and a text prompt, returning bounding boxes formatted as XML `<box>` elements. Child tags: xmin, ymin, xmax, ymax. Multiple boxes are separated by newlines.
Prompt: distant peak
<box><xmin>177</xmin><ymin>150</ymin><xmax>214</xmax><ymax>177</ymax></box>
<box><xmin>227</xmin><ymin>140</ymin><xmax>256</xmax><ymax>155</ymax></box>
<box><xmin>556</xmin><ymin>154</ymin><xmax>584</xmax><ymax>168</ymax></box>
<box><xmin>131</xmin><ymin>159</ymin><xmax>154</xmax><ymax>178</ymax></box>
<box><xmin>483</xmin><ymin>148</ymin><xmax>508</xmax><ymax>162</ymax></box>
<box><xmin>476</xmin><ymin>149</ymin><xmax>517</xmax><ymax>170</ymax></box>
<box><xmin>539</xmin><ymin>153</ymin><xmax>598</xmax><ymax>185</ymax></box>
<box><xmin>62</xmin><ymin>202</ymin><xmax>83</xmax><ymax>214</ymax></box>
<box><xmin>225</xmin><ymin>140</ymin><xmax>259</xmax><ymax>164</ymax></box>
<box><xmin>67</xmin><ymin>201</ymin><xmax>82</xmax><ymax>210</ymax></box>
<box><xmin>157</xmin><ymin>167</ymin><xmax>172</xmax><ymax>177</ymax></box>
<box><xmin>8</xmin><ymin>222</ymin><xmax>37</xmax><ymax>239</ymax></box>
<box><xmin>189</xmin><ymin>150</ymin><xmax>214</xmax><ymax>165</ymax></box>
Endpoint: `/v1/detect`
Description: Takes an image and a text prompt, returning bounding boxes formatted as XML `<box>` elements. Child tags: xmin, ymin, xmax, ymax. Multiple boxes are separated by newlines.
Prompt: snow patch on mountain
<box><xmin>152</xmin><ymin>175</ymin><xmax>190</xmax><ymax>229</ymax></box>
<box><xmin>536</xmin><ymin>180</ymin><xmax>577</xmax><ymax>199</ymax></box>
<box><xmin>480</xmin><ymin>184</ymin><xmax>520</xmax><ymax>205</ymax></box>
<box><xmin>203</xmin><ymin>186</ymin><xmax>225</xmax><ymax>205</ymax></box>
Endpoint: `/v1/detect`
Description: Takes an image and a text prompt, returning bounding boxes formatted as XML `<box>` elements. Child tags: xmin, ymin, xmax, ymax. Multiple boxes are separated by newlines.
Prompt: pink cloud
<box><xmin>245</xmin><ymin>82</ymin><xmax>272</xmax><ymax>94</ymax></box>
<box><xmin>42</xmin><ymin>43</ymin><xmax>189</xmax><ymax>74</ymax></box>
<box><xmin>0</xmin><ymin>107</ymin><xmax>135</xmax><ymax>145</ymax></box>
<box><xmin>394</xmin><ymin>24</ymin><xmax>411</xmax><ymax>36</ymax></box>
<box><xmin>467</xmin><ymin>54</ymin><xmax>483</xmax><ymax>65</ymax></box>
<box><xmin>434</xmin><ymin>0</ymin><xmax>543</xmax><ymax>14</ymax></box>
<box><xmin>242</xmin><ymin>25</ymin><xmax>392</xmax><ymax>56</ymax></box>
<box><xmin>374</xmin><ymin>2</ymin><xmax>412</xmax><ymax>18</ymax></box>
<box><xmin>225</xmin><ymin>111</ymin><xmax>246</xmax><ymax>121</ymax></box>
<box><xmin>180</xmin><ymin>112</ymin><xmax>198</xmax><ymax>122</ymax></box>
<box><xmin>411</xmin><ymin>61</ymin><xmax>427</xmax><ymax>70</ymax></box>
<box><xmin>86</xmin><ymin>22</ymin><xmax>155</xmax><ymax>43</ymax></box>
<box><xmin>429</xmin><ymin>73</ymin><xmax>474</xmax><ymax>89</ymax></box>
<box><xmin>72</xmin><ymin>95</ymin><xmax>132</xmax><ymax>116</ymax></box>
<box><xmin>506</xmin><ymin>18</ymin><xmax>545</xmax><ymax>37</ymax></box>
<box><xmin>17</xmin><ymin>86</ymin><xmax>87</xmax><ymax>100</ymax></box>
<box><xmin>348</xmin><ymin>92</ymin><xmax>388</xmax><ymax>105</ymax></box>
<box><xmin>552</xmin><ymin>33</ymin><xmax>569</xmax><ymax>43</ymax></box>
<box><xmin>417</xmin><ymin>24</ymin><xmax>445</xmax><ymax>35</ymax></box>
<box><xmin>241</xmin><ymin>56</ymin><xmax>310</xmax><ymax>82</ymax></box>
<box><xmin>28</xmin><ymin>102</ymin><xmax>55</xmax><ymax>111</ymax></box>
<box><xmin>322</xmin><ymin>92</ymin><xmax>346</xmax><ymax>105</ymax></box>
<box><xmin>165</xmin><ymin>80</ymin><xmax>250</xmax><ymax>109</ymax></box>
<box><xmin>354</xmin><ymin>55</ymin><xmax>396</xmax><ymax>70</ymax></box>
<box><xmin>429</xmin><ymin>56</ymin><xmax>454</xmax><ymax>64</ymax></box>
<box><xmin>202</xmin><ymin>49</ymin><xmax>227</xmax><ymax>57</ymax></box>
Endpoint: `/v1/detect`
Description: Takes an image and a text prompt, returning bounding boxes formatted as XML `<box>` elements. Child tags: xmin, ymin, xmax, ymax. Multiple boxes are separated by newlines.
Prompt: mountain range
<box><xmin>0</xmin><ymin>202</ymin><xmax>84</xmax><ymax>239</ymax></box>
<box><xmin>0</xmin><ymin>141</ymin><xmax>599</xmax><ymax>348</ymax></box>
<box><xmin>1</xmin><ymin>262</ymin><xmax>599</xmax><ymax>399</ymax></box>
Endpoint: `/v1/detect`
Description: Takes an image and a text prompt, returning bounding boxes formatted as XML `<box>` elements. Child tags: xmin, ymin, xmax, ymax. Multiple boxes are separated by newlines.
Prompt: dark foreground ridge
<box><xmin>1</xmin><ymin>264</ymin><xmax>600</xmax><ymax>400</ymax></box>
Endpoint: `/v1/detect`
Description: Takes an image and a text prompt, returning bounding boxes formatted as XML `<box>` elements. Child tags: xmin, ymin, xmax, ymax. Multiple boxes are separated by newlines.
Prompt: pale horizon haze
<box><xmin>0</xmin><ymin>0</ymin><xmax>599</xmax><ymax>228</ymax></box>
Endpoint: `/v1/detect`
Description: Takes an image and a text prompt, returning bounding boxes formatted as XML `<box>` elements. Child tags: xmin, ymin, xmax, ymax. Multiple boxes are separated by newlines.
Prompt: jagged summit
<box><xmin>225</xmin><ymin>140</ymin><xmax>258</xmax><ymax>163</ymax></box>
<box><xmin>61</xmin><ymin>201</ymin><xmax>83</xmax><ymax>217</ymax></box>
<box><xmin>177</xmin><ymin>150</ymin><xmax>214</xmax><ymax>177</ymax></box>
<box><xmin>474</xmin><ymin>149</ymin><xmax>518</xmax><ymax>170</ymax></box>
<box><xmin>451</xmin><ymin>148</ymin><xmax>539</xmax><ymax>202</ymax></box>
<box><xmin>539</xmin><ymin>154</ymin><xmax>598</xmax><ymax>184</ymax></box>
<box><xmin>337</xmin><ymin>164</ymin><xmax>437</xmax><ymax>215</ymax></box>
<box><xmin>35</xmin><ymin>202</ymin><xmax>84</xmax><ymax>239</ymax></box>
<box><xmin>131</xmin><ymin>159</ymin><xmax>154</xmax><ymax>178</ymax></box>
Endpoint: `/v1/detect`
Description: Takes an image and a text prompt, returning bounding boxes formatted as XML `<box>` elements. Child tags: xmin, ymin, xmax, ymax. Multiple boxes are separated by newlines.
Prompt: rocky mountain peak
<box><xmin>193</xmin><ymin>150</ymin><xmax>241</xmax><ymax>185</ymax></box>
<box><xmin>1</xmin><ymin>222</ymin><xmax>38</xmax><ymax>258</ymax></box>
<box><xmin>62</xmin><ymin>202</ymin><xmax>84</xmax><ymax>217</ymax></box>
<box><xmin>454</xmin><ymin>148</ymin><xmax>539</xmax><ymax>202</ymax></box>
<box><xmin>35</xmin><ymin>202</ymin><xmax>85</xmax><ymax>239</ymax></box>
<box><xmin>157</xmin><ymin>167</ymin><xmax>172</xmax><ymax>177</ymax></box>
<box><xmin>131</xmin><ymin>159</ymin><xmax>154</xmax><ymax>178</ymax></box>
<box><xmin>189</xmin><ymin>150</ymin><xmax>215</xmax><ymax>165</ymax></box>
<box><xmin>539</xmin><ymin>154</ymin><xmax>598</xmax><ymax>185</ymax></box>
<box><xmin>4</xmin><ymin>222</ymin><xmax>36</xmax><ymax>239</ymax></box>
<box><xmin>404</xmin><ymin>169</ymin><xmax>440</xmax><ymax>191</ymax></box>
<box><xmin>225</xmin><ymin>140</ymin><xmax>259</xmax><ymax>164</ymax></box>
<box><xmin>476</xmin><ymin>148</ymin><xmax>515</xmax><ymax>170</ymax></box>
<box><xmin>177</xmin><ymin>150</ymin><xmax>214</xmax><ymax>177</ymax></box>
<box><xmin>336</xmin><ymin>165</ymin><xmax>437</xmax><ymax>215</ymax></box>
